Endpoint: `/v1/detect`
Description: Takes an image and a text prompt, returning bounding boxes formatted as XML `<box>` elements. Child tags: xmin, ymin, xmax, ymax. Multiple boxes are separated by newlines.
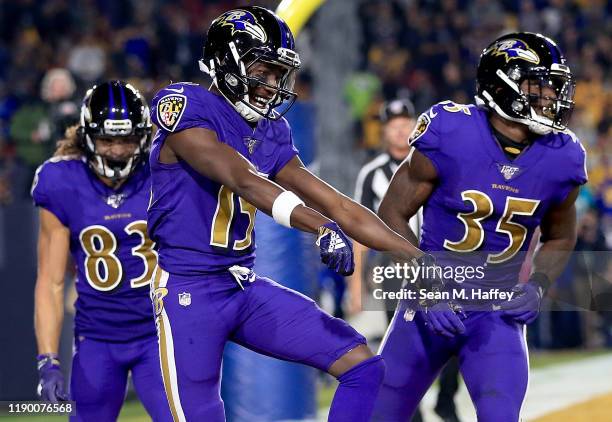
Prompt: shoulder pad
<box><xmin>151</xmin><ymin>83</ymin><xmax>216</xmax><ymax>133</ymax></box>
<box><xmin>31</xmin><ymin>156</ymin><xmax>83</xmax><ymax>194</ymax></box>
<box><xmin>560</xmin><ymin>129</ymin><xmax>588</xmax><ymax>185</ymax></box>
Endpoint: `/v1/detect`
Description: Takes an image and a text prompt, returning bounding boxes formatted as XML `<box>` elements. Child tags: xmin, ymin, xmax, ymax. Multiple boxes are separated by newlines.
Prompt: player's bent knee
<box><xmin>329</xmin><ymin>344</ymin><xmax>375</xmax><ymax>377</ymax></box>
<box><xmin>328</xmin><ymin>355</ymin><xmax>386</xmax><ymax>422</ymax></box>
<box><xmin>336</xmin><ymin>355</ymin><xmax>386</xmax><ymax>387</ymax></box>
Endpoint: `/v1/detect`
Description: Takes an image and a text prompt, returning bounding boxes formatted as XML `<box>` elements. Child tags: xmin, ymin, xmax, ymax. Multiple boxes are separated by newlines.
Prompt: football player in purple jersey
<box><xmin>32</xmin><ymin>81</ymin><xmax>172</xmax><ymax>421</ymax></box>
<box><xmin>147</xmin><ymin>6</ymin><xmax>428</xmax><ymax>422</ymax></box>
<box><xmin>371</xmin><ymin>33</ymin><xmax>587</xmax><ymax>421</ymax></box>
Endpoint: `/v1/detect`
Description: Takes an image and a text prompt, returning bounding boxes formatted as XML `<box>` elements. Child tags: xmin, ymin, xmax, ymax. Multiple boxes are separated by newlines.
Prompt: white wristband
<box><xmin>272</xmin><ymin>191</ymin><xmax>304</xmax><ymax>228</ymax></box>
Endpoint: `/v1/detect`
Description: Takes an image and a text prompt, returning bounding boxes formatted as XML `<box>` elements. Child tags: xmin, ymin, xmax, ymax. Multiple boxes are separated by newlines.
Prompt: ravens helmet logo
<box><xmin>484</xmin><ymin>39</ymin><xmax>540</xmax><ymax>64</ymax></box>
<box><xmin>218</xmin><ymin>10</ymin><xmax>267</xmax><ymax>43</ymax></box>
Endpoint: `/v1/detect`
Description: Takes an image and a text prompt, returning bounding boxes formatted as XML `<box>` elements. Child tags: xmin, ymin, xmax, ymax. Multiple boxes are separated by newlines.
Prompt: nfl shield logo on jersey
<box><xmin>498</xmin><ymin>164</ymin><xmax>521</xmax><ymax>181</ymax></box>
<box><xmin>243</xmin><ymin>137</ymin><xmax>260</xmax><ymax>154</ymax></box>
<box><xmin>106</xmin><ymin>193</ymin><xmax>127</xmax><ymax>209</ymax></box>
<box><xmin>178</xmin><ymin>292</ymin><xmax>191</xmax><ymax>307</ymax></box>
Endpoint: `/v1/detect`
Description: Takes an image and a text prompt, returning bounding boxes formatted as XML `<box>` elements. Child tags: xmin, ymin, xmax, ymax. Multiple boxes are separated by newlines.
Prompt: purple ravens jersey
<box><xmin>32</xmin><ymin>157</ymin><xmax>156</xmax><ymax>342</ymax></box>
<box><xmin>410</xmin><ymin>101</ymin><xmax>587</xmax><ymax>288</ymax></box>
<box><xmin>148</xmin><ymin>83</ymin><xmax>298</xmax><ymax>275</ymax></box>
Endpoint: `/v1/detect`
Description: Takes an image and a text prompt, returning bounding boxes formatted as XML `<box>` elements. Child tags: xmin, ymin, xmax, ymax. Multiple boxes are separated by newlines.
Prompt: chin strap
<box><xmin>234</xmin><ymin>101</ymin><xmax>263</xmax><ymax>123</ymax></box>
<box><xmin>526</xmin><ymin>121</ymin><xmax>553</xmax><ymax>135</ymax></box>
<box><xmin>527</xmin><ymin>108</ymin><xmax>554</xmax><ymax>135</ymax></box>
<box><xmin>92</xmin><ymin>155</ymin><xmax>134</xmax><ymax>180</ymax></box>
<box><xmin>476</xmin><ymin>91</ymin><xmax>554</xmax><ymax>136</ymax></box>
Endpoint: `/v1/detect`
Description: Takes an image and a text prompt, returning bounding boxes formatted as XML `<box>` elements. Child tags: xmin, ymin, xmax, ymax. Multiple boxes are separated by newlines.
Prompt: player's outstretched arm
<box><xmin>274</xmin><ymin>156</ymin><xmax>425</xmax><ymax>260</ymax></box>
<box><xmin>378</xmin><ymin>149</ymin><xmax>437</xmax><ymax>246</ymax></box>
<box><xmin>166</xmin><ymin>128</ymin><xmax>359</xmax><ymax>274</ymax></box>
<box><xmin>34</xmin><ymin>208</ymin><xmax>70</xmax><ymax>401</ymax></box>
<box><xmin>165</xmin><ymin>128</ymin><xmax>335</xmax><ymax>234</ymax></box>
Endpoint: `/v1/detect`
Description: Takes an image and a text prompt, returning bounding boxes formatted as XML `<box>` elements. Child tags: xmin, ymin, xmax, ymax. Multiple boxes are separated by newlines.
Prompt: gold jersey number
<box><xmin>79</xmin><ymin>221</ymin><xmax>157</xmax><ymax>292</ymax></box>
<box><xmin>210</xmin><ymin>185</ymin><xmax>257</xmax><ymax>250</ymax></box>
<box><xmin>443</xmin><ymin>191</ymin><xmax>540</xmax><ymax>263</ymax></box>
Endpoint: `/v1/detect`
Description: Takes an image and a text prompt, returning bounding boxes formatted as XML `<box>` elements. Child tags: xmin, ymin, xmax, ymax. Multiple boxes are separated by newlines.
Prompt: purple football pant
<box><xmin>372</xmin><ymin>303</ymin><xmax>529</xmax><ymax>422</ymax></box>
<box><xmin>151</xmin><ymin>266</ymin><xmax>367</xmax><ymax>422</ymax></box>
<box><xmin>70</xmin><ymin>334</ymin><xmax>172</xmax><ymax>422</ymax></box>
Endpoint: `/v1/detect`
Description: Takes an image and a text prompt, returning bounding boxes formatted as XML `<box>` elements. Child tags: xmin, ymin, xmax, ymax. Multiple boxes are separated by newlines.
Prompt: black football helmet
<box><xmin>199</xmin><ymin>6</ymin><xmax>301</xmax><ymax>123</ymax></box>
<box><xmin>78</xmin><ymin>81</ymin><xmax>152</xmax><ymax>180</ymax></box>
<box><xmin>475</xmin><ymin>32</ymin><xmax>575</xmax><ymax>135</ymax></box>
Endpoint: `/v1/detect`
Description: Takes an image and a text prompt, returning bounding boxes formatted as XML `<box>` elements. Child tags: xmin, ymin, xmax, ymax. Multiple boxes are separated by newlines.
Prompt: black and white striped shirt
<box><xmin>354</xmin><ymin>152</ymin><xmax>422</xmax><ymax>239</ymax></box>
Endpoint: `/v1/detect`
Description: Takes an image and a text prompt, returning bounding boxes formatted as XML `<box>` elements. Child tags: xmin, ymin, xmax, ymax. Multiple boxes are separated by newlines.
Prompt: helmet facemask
<box><xmin>200</xmin><ymin>42</ymin><xmax>300</xmax><ymax>123</ymax></box>
<box><xmin>86</xmin><ymin>135</ymin><xmax>146</xmax><ymax>182</ymax></box>
<box><xmin>478</xmin><ymin>63</ymin><xmax>575</xmax><ymax>135</ymax></box>
<box><xmin>81</xmin><ymin>103</ymin><xmax>151</xmax><ymax>182</ymax></box>
<box><xmin>521</xmin><ymin>66</ymin><xmax>575</xmax><ymax>134</ymax></box>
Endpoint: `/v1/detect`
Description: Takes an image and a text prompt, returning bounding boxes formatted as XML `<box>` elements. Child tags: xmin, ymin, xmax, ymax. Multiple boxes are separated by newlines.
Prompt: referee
<box><xmin>351</xmin><ymin>98</ymin><xmax>421</xmax><ymax>320</ymax></box>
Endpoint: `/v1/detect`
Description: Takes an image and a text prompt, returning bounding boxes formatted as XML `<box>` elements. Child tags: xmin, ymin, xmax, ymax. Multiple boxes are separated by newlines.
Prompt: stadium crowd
<box><xmin>0</xmin><ymin>0</ymin><xmax>610</xmax><ymax>347</ymax></box>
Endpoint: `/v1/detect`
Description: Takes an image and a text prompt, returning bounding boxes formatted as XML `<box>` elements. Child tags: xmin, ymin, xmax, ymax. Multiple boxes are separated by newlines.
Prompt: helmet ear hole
<box><xmin>225</xmin><ymin>74</ymin><xmax>241</xmax><ymax>89</ymax></box>
<box><xmin>222</xmin><ymin>73</ymin><xmax>248</xmax><ymax>98</ymax></box>
<box><xmin>511</xmin><ymin>101</ymin><xmax>524</xmax><ymax>112</ymax></box>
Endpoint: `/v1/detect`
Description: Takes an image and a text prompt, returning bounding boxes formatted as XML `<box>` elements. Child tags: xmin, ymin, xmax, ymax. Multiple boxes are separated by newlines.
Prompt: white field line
<box><xmin>417</xmin><ymin>353</ymin><xmax>612</xmax><ymax>421</ymax></box>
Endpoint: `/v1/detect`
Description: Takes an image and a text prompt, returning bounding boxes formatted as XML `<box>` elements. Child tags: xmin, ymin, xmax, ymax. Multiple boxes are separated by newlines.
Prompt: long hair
<box><xmin>53</xmin><ymin>125</ymin><xmax>84</xmax><ymax>158</ymax></box>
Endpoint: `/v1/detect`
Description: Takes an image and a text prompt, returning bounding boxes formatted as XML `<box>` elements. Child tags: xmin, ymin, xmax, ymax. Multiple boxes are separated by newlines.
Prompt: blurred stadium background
<box><xmin>0</xmin><ymin>0</ymin><xmax>610</xmax><ymax>421</ymax></box>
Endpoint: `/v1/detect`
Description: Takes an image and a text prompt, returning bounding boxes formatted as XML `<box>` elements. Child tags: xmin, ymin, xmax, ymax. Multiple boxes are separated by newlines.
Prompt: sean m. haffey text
<box><xmin>370</xmin><ymin>262</ymin><xmax>517</xmax><ymax>302</ymax></box>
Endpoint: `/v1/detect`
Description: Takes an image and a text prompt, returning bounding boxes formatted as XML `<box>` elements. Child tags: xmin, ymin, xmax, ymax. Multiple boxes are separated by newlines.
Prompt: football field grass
<box><xmin>1</xmin><ymin>350</ymin><xmax>608</xmax><ymax>421</ymax></box>
<box><xmin>532</xmin><ymin>392</ymin><xmax>612</xmax><ymax>422</ymax></box>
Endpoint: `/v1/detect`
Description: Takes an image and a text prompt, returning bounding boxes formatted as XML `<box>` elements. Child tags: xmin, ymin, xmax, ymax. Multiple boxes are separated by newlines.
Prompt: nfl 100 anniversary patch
<box><xmin>157</xmin><ymin>93</ymin><xmax>187</xmax><ymax>132</ymax></box>
<box><xmin>497</xmin><ymin>163</ymin><xmax>521</xmax><ymax>181</ymax></box>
